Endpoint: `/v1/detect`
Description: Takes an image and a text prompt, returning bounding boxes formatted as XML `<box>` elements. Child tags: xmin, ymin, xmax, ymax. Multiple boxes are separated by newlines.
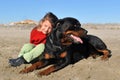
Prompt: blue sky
<box><xmin>0</xmin><ymin>0</ymin><xmax>120</xmax><ymax>24</ymax></box>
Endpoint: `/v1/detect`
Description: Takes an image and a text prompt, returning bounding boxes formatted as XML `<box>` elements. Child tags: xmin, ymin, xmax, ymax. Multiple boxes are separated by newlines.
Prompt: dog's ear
<box><xmin>55</xmin><ymin>19</ymin><xmax>64</xmax><ymax>28</ymax></box>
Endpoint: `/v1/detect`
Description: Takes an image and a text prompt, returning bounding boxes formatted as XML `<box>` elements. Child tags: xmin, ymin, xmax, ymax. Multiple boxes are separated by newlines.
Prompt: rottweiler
<box><xmin>19</xmin><ymin>17</ymin><xmax>111</xmax><ymax>76</ymax></box>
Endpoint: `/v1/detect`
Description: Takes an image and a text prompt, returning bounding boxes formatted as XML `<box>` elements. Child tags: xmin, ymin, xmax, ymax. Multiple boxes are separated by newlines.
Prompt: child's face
<box><xmin>40</xmin><ymin>20</ymin><xmax>52</xmax><ymax>35</ymax></box>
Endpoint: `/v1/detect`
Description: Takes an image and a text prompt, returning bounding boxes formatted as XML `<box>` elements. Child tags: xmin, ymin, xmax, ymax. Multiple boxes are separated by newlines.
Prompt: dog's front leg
<box><xmin>38</xmin><ymin>54</ymin><xmax>70</xmax><ymax>75</ymax></box>
<box><xmin>19</xmin><ymin>60</ymin><xmax>49</xmax><ymax>73</ymax></box>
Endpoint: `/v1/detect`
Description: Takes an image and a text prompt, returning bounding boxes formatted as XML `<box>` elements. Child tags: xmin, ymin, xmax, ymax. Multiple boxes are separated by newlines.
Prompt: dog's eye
<box><xmin>75</xmin><ymin>26</ymin><xmax>81</xmax><ymax>30</ymax></box>
<box><xmin>69</xmin><ymin>26</ymin><xmax>80</xmax><ymax>31</ymax></box>
<box><xmin>76</xmin><ymin>27</ymin><xmax>81</xmax><ymax>30</ymax></box>
<box><xmin>68</xmin><ymin>27</ymin><xmax>75</xmax><ymax>30</ymax></box>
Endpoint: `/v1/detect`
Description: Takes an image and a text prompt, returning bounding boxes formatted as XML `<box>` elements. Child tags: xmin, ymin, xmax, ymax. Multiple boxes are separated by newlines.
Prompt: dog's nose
<box><xmin>85</xmin><ymin>30</ymin><xmax>88</xmax><ymax>34</ymax></box>
<box><xmin>81</xmin><ymin>28</ymin><xmax>88</xmax><ymax>34</ymax></box>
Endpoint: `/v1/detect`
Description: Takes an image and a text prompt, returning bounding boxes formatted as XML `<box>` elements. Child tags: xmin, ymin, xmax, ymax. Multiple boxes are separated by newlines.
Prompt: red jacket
<box><xmin>30</xmin><ymin>28</ymin><xmax>47</xmax><ymax>45</ymax></box>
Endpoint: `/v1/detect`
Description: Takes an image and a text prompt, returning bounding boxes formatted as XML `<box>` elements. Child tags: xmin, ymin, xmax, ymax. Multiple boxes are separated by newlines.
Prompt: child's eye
<box><xmin>44</xmin><ymin>25</ymin><xmax>48</xmax><ymax>27</ymax></box>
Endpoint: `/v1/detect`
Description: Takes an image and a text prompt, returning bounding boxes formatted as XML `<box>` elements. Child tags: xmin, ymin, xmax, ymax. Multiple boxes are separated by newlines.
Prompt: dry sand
<box><xmin>0</xmin><ymin>25</ymin><xmax>120</xmax><ymax>80</ymax></box>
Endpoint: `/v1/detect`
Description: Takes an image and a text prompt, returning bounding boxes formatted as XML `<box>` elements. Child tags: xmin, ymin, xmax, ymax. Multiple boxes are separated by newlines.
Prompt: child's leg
<box><xmin>22</xmin><ymin>43</ymin><xmax>45</xmax><ymax>62</ymax></box>
<box><xmin>18</xmin><ymin>43</ymin><xmax>35</xmax><ymax>57</ymax></box>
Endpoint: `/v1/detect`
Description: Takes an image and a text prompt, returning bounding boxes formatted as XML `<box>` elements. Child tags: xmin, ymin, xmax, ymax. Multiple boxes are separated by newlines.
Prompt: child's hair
<box><xmin>38</xmin><ymin>12</ymin><xmax>58</xmax><ymax>28</ymax></box>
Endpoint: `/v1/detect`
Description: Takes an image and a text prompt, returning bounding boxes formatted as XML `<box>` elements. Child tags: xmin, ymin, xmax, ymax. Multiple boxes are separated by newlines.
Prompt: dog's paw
<box><xmin>101</xmin><ymin>56</ymin><xmax>109</xmax><ymax>61</ymax></box>
<box><xmin>19</xmin><ymin>69</ymin><xmax>28</xmax><ymax>73</ymax></box>
<box><xmin>38</xmin><ymin>71</ymin><xmax>50</xmax><ymax>76</ymax></box>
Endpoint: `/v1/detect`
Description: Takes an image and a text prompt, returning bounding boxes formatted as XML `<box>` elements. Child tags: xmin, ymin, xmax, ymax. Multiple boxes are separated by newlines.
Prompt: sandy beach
<box><xmin>0</xmin><ymin>24</ymin><xmax>120</xmax><ymax>80</ymax></box>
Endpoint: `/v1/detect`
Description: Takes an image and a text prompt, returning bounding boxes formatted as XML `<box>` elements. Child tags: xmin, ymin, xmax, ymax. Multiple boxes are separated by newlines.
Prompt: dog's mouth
<box><xmin>68</xmin><ymin>34</ymin><xmax>83</xmax><ymax>44</ymax></box>
<box><xmin>61</xmin><ymin>31</ymin><xmax>85</xmax><ymax>45</ymax></box>
<box><xmin>70</xmin><ymin>34</ymin><xmax>83</xmax><ymax>44</ymax></box>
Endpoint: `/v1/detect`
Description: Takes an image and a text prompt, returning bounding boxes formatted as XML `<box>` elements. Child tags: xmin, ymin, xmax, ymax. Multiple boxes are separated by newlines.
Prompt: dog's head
<box><xmin>44</xmin><ymin>17</ymin><xmax>88</xmax><ymax>59</ymax></box>
<box><xmin>55</xmin><ymin>17</ymin><xmax>87</xmax><ymax>45</ymax></box>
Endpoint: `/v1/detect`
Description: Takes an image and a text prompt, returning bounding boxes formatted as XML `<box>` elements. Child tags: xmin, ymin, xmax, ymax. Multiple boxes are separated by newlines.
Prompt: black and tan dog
<box><xmin>19</xmin><ymin>17</ymin><xmax>111</xmax><ymax>75</ymax></box>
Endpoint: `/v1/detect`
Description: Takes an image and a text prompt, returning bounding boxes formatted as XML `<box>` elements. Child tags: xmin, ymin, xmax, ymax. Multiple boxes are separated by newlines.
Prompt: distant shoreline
<box><xmin>0</xmin><ymin>23</ymin><xmax>120</xmax><ymax>30</ymax></box>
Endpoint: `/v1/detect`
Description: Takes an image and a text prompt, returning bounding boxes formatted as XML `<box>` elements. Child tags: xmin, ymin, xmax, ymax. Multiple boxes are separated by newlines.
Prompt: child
<box><xmin>9</xmin><ymin>12</ymin><xmax>58</xmax><ymax>67</ymax></box>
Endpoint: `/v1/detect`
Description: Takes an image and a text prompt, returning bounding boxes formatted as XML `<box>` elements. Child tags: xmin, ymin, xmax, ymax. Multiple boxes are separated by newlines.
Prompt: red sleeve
<box><xmin>30</xmin><ymin>28</ymin><xmax>47</xmax><ymax>45</ymax></box>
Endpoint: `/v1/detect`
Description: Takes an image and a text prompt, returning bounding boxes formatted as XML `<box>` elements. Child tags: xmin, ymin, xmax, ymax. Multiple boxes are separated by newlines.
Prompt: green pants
<box><xmin>18</xmin><ymin>43</ymin><xmax>45</xmax><ymax>62</ymax></box>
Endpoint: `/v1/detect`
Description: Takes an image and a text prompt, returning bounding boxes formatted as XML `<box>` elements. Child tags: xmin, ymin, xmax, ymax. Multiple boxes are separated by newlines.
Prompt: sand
<box><xmin>0</xmin><ymin>25</ymin><xmax>120</xmax><ymax>80</ymax></box>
